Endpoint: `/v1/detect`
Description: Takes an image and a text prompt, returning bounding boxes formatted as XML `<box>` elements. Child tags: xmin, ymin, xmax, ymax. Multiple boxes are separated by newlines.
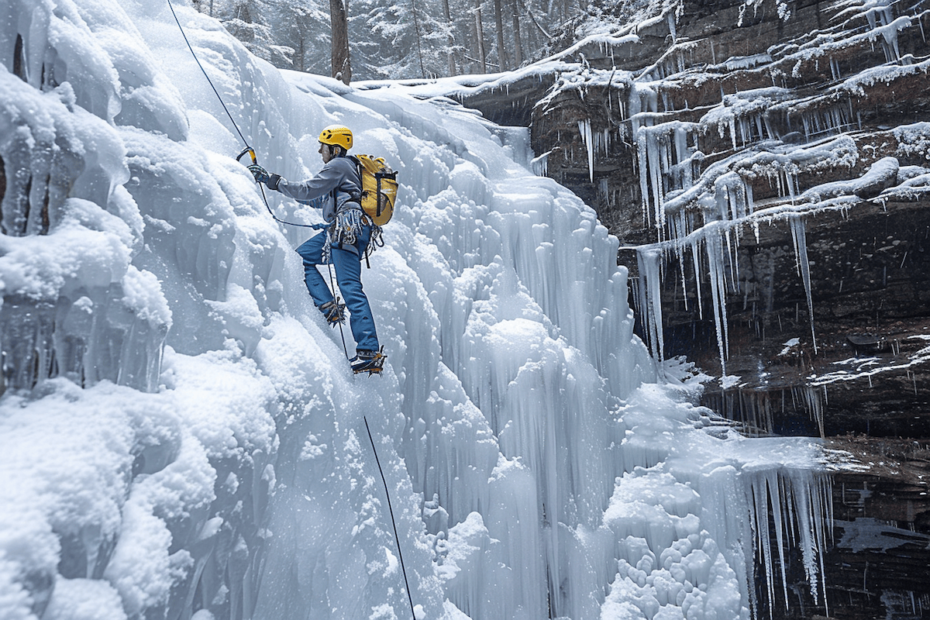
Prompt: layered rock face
<box><xmin>458</xmin><ymin>0</ymin><xmax>930</xmax><ymax>616</ymax></box>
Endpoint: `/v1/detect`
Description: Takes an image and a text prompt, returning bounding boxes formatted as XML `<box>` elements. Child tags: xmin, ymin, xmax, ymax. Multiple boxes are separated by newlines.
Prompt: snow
<box><xmin>836</xmin><ymin>517</ymin><xmax>930</xmax><ymax>553</ymax></box>
<box><xmin>357</xmin><ymin>60</ymin><xmax>578</xmax><ymax>102</ymax></box>
<box><xmin>779</xmin><ymin>338</ymin><xmax>800</xmax><ymax>356</ymax></box>
<box><xmin>0</xmin><ymin>1</ymin><xmax>833</xmax><ymax>619</ymax></box>
<box><xmin>835</xmin><ymin>55</ymin><xmax>930</xmax><ymax>97</ymax></box>
<box><xmin>811</xmin><ymin>335</ymin><xmax>930</xmax><ymax>387</ymax></box>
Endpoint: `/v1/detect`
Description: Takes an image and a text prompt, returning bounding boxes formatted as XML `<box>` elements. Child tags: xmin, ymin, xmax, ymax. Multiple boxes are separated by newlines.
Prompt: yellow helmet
<box><xmin>318</xmin><ymin>124</ymin><xmax>353</xmax><ymax>151</ymax></box>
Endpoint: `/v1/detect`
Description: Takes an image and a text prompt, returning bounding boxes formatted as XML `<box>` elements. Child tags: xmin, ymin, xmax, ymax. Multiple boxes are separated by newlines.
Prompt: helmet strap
<box><xmin>320</xmin><ymin>143</ymin><xmax>346</xmax><ymax>159</ymax></box>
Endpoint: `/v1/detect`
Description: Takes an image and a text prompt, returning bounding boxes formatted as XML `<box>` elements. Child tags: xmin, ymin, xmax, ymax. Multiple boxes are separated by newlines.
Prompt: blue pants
<box><xmin>296</xmin><ymin>227</ymin><xmax>379</xmax><ymax>352</ymax></box>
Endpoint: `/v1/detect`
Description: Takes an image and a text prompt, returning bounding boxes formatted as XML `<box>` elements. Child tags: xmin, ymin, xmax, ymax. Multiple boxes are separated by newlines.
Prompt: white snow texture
<box><xmin>0</xmin><ymin>1</ymin><xmax>829</xmax><ymax>620</ymax></box>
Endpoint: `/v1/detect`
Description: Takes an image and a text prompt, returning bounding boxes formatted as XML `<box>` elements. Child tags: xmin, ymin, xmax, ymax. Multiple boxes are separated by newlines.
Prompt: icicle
<box><xmin>804</xmin><ymin>387</ymin><xmax>825</xmax><ymax>438</ymax></box>
<box><xmin>531</xmin><ymin>151</ymin><xmax>550</xmax><ymax>177</ymax></box>
<box><xmin>789</xmin><ymin>215</ymin><xmax>817</xmax><ymax>354</ymax></box>
<box><xmin>637</xmin><ymin>127</ymin><xmax>651</xmax><ymax>227</ymax></box>
<box><xmin>650</xmin><ymin>132</ymin><xmax>666</xmax><ymax>238</ymax></box>
<box><xmin>578</xmin><ymin>119</ymin><xmax>595</xmax><ymax>183</ymax></box>
<box><xmin>705</xmin><ymin>228</ymin><xmax>730</xmax><ymax>373</ymax></box>
<box><xmin>636</xmin><ymin>248</ymin><xmax>666</xmax><ymax>362</ymax></box>
<box><xmin>750</xmin><ymin>475</ymin><xmax>777</xmax><ymax>609</ymax></box>
<box><xmin>770</xmin><ymin>473</ymin><xmax>790</xmax><ymax>608</ymax></box>
<box><xmin>676</xmin><ymin>128</ymin><xmax>692</xmax><ymax>189</ymax></box>
<box><xmin>691</xmin><ymin>237</ymin><xmax>704</xmax><ymax>320</ymax></box>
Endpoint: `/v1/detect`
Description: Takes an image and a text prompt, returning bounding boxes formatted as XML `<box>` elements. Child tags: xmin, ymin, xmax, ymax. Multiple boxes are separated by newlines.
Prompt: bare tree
<box><xmin>474</xmin><ymin>0</ymin><xmax>487</xmax><ymax>73</ymax></box>
<box><xmin>411</xmin><ymin>0</ymin><xmax>427</xmax><ymax>78</ymax></box>
<box><xmin>493</xmin><ymin>0</ymin><xmax>508</xmax><ymax>70</ymax></box>
<box><xmin>510</xmin><ymin>0</ymin><xmax>523</xmax><ymax>66</ymax></box>
<box><xmin>519</xmin><ymin>0</ymin><xmax>552</xmax><ymax>44</ymax></box>
<box><xmin>442</xmin><ymin>0</ymin><xmax>456</xmax><ymax>76</ymax></box>
<box><xmin>192</xmin><ymin>0</ymin><xmax>216</xmax><ymax>16</ymax></box>
<box><xmin>295</xmin><ymin>31</ymin><xmax>306</xmax><ymax>71</ymax></box>
<box><xmin>330</xmin><ymin>0</ymin><xmax>351</xmax><ymax>83</ymax></box>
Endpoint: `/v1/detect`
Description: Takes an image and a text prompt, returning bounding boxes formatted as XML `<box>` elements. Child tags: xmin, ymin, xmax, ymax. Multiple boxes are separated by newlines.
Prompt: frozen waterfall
<box><xmin>0</xmin><ymin>1</ymin><xmax>831</xmax><ymax>619</ymax></box>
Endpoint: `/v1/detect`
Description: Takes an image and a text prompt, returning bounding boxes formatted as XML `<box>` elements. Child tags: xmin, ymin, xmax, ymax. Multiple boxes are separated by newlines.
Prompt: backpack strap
<box><xmin>350</xmin><ymin>155</ymin><xmax>364</xmax><ymax>202</ymax></box>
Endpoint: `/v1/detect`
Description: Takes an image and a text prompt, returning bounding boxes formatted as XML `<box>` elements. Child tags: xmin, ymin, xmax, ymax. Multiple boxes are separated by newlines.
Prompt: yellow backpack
<box><xmin>352</xmin><ymin>154</ymin><xmax>398</xmax><ymax>226</ymax></box>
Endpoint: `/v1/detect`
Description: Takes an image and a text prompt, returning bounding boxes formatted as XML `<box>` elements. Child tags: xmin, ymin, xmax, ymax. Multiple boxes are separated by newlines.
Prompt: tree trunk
<box><xmin>493</xmin><ymin>0</ymin><xmax>508</xmax><ymax>71</ymax></box>
<box><xmin>442</xmin><ymin>0</ymin><xmax>456</xmax><ymax>76</ymax></box>
<box><xmin>510</xmin><ymin>0</ymin><xmax>523</xmax><ymax>67</ymax></box>
<box><xmin>474</xmin><ymin>0</ymin><xmax>487</xmax><ymax>73</ymax></box>
<box><xmin>411</xmin><ymin>0</ymin><xmax>427</xmax><ymax>78</ymax></box>
<box><xmin>236</xmin><ymin>3</ymin><xmax>254</xmax><ymax>44</ymax></box>
<box><xmin>330</xmin><ymin>0</ymin><xmax>352</xmax><ymax>84</ymax></box>
<box><xmin>519</xmin><ymin>0</ymin><xmax>552</xmax><ymax>43</ymax></box>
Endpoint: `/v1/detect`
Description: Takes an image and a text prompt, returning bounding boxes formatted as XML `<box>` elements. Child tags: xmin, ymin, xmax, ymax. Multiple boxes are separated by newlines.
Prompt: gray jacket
<box><xmin>277</xmin><ymin>156</ymin><xmax>361</xmax><ymax>223</ymax></box>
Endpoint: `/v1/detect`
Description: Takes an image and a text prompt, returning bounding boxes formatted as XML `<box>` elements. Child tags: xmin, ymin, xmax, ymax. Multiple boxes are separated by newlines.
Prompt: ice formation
<box><xmin>0</xmin><ymin>1</ymin><xmax>832</xmax><ymax>620</ymax></box>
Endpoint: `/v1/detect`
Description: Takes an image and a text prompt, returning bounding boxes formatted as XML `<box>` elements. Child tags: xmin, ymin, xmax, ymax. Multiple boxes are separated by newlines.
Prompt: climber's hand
<box><xmin>247</xmin><ymin>165</ymin><xmax>281</xmax><ymax>191</ymax></box>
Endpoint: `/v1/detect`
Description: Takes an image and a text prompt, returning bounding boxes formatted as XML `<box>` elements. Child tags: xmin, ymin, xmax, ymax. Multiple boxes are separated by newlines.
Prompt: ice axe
<box><xmin>236</xmin><ymin>146</ymin><xmax>257</xmax><ymax>166</ymax></box>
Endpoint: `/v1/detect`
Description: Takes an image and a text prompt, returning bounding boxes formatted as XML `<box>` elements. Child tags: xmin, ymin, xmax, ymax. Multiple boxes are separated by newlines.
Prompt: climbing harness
<box><xmin>364</xmin><ymin>416</ymin><xmax>417</xmax><ymax>620</ymax></box>
<box><xmin>322</xmin><ymin>208</ymin><xmax>367</xmax><ymax>264</ymax></box>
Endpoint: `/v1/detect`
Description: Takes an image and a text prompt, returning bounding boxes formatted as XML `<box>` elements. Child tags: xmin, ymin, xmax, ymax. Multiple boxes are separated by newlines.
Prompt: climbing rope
<box><xmin>327</xmin><ymin>263</ymin><xmax>350</xmax><ymax>360</ymax></box>
<box><xmin>166</xmin><ymin>0</ymin><xmax>247</xmax><ymax>145</ymax></box>
<box><xmin>364</xmin><ymin>415</ymin><xmax>417</xmax><ymax>620</ymax></box>
<box><xmin>166</xmin><ymin>0</ymin><xmax>320</xmax><ymax>230</ymax></box>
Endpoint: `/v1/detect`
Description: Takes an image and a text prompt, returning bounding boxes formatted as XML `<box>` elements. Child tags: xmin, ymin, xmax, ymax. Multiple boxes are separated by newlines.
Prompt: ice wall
<box><xmin>0</xmin><ymin>1</ymin><xmax>830</xmax><ymax>620</ymax></box>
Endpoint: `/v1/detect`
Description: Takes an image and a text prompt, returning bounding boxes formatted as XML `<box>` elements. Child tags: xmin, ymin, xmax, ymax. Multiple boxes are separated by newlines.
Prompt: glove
<box><xmin>247</xmin><ymin>165</ymin><xmax>281</xmax><ymax>191</ymax></box>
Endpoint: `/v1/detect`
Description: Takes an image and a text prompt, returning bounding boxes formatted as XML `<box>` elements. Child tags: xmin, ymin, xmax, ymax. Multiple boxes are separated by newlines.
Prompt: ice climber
<box><xmin>247</xmin><ymin>125</ymin><xmax>384</xmax><ymax>375</ymax></box>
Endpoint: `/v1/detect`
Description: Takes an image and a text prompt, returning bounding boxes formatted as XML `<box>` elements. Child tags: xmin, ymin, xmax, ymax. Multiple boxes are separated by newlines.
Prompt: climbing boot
<box><xmin>320</xmin><ymin>299</ymin><xmax>345</xmax><ymax>326</ymax></box>
<box><xmin>350</xmin><ymin>348</ymin><xmax>386</xmax><ymax>375</ymax></box>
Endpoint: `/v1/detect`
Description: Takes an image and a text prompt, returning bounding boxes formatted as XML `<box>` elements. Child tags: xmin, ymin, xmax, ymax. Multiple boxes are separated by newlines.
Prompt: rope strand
<box><xmin>165</xmin><ymin>0</ymin><xmax>248</xmax><ymax>147</ymax></box>
<box><xmin>364</xmin><ymin>416</ymin><xmax>417</xmax><ymax>620</ymax></box>
<box><xmin>327</xmin><ymin>263</ymin><xmax>350</xmax><ymax>360</ymax></box>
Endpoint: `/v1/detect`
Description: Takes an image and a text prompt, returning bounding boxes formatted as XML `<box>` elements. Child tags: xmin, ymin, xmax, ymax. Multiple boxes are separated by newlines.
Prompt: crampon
<box><xmin>351</xmin><ymin>347</ymin><xmax>386</xmax><ymax>375</ymax></box>
<box><xmin>320</xmin><ymin>298</ymin><xmax>346</xmax><ymax>326</ymax></box>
